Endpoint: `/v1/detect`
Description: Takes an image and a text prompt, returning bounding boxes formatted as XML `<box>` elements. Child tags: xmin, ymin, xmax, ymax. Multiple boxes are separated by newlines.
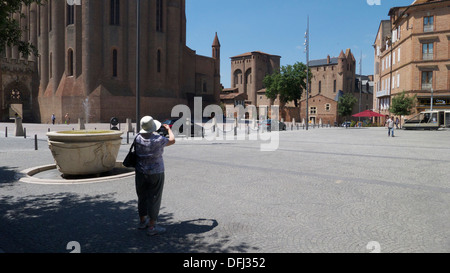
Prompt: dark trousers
<box><xmin>135</xmin><ymin>172</ymin><xmax>165</xmax><ymax>221</ymax></box>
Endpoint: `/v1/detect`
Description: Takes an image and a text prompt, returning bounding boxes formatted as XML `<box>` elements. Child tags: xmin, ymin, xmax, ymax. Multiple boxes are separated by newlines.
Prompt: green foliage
<box><xmin>337</xmin><ymin>93</ymin><xmax>357</xmax><ymax>118</ymax></box>
<box><xmin>263</xmin><ymin>62</ymin><xmax>312</xmax><ymax>107</ymax></box>
<box><xmin>0</xmin><ymin>0</ymin><xmax>43</xmax><ymax>56</ymax></box>
<box><xmin>390</xmin><ymin>91</ymin><xmax>416</xmax><ymax>116</ymax></box>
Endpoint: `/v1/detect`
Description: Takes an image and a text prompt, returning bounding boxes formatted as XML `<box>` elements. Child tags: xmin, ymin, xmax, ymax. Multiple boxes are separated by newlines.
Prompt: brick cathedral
<box><xmin>1</xmin><ymin>0</ymin><xmax>221</xmax><ymax>123</ymax></box>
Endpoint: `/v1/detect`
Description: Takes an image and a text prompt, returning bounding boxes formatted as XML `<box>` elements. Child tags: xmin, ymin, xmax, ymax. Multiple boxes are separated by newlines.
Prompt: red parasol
<box><xmin>352</xmin><ymin>110</ymin><xmax>385</xmax><ymax>118</ymax></box>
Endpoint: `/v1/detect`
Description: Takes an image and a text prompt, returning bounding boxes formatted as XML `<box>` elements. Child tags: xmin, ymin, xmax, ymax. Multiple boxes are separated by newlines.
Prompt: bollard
<box><xmin>24</xmin><ymin>128</ymin><xmax>27</xmax><ymax>138</ymax></box>
<box><xmin>5</xmin><ymin>127</ymin><xmax>7</xmax><ymax>138</ymax></box>
<box><xmin>35</xmin><ymin>135</ymin><xmax>38</xmax><ymax>151</ymax></box>
<box><xmin>127</xmin><ymin>131</ymin><xmax>130</xmax><ymax>144</ymax></box>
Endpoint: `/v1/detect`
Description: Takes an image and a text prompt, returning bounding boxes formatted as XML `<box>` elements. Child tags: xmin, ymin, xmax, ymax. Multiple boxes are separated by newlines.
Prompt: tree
<box><xmin>1</xmin><ymin>0</ymin><xmax>41</xmax><ymax>120</ymax></box>
<box><xmin>390</xmin><ymin>91</ymin><xmax>416</xmax><ymax>128</ymax></box>
<box><xmin>263</xmin><ymin>62</ymin><xmax>311</xmax><ymax>108</ymax></box>
<box><xmin>0</xmin><ymin>0</ymin><xmax>41</xmax><ymax>57</ymax></box>
<box><xmin>337</xmin><ymin>93</ymin><xmax>357</xmax><ymax>120</ymax></box>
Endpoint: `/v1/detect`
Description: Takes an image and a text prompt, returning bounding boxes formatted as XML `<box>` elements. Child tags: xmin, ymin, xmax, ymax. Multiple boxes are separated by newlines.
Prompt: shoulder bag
<box><xmin>123</xmin><ymin>135</ymin><xmax>139</xmax><ymax>168</ymax></box>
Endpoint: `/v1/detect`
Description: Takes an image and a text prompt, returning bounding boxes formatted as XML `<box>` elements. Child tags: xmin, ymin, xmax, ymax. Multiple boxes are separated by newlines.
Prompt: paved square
<box><xmin>0</xmin><ymin>122</ymin><xmax>449</xmax><ymax>253</ymax></box>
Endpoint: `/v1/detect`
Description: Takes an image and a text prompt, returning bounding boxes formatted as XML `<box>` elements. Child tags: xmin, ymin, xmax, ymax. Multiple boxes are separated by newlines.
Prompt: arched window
<box><xmin>157</xmin><ymin>50</ymin><xmax>161</xmax><ymax>73</ymax></box>
<box><xmin>110</xmin><ymin>0</ymin><xmax>120</xmax><ymax>25</ymax></box>
<box><xmin>67</xmin><ymin>49</ymin><xmax>74</xmax><ymax>76</ymax></box>
<box><xmin>233</xmin><ymin>70</ymin><xmax>242</xmax><ymax>87</ymax></box>
<box><xmin>112</xmin><ymin>49</ymin><xmax>118</xmax><ymax>77</ymax></box>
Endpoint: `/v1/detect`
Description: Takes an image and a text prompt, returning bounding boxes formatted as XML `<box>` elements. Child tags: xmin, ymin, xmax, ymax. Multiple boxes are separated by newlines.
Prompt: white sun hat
<box><xmin>139</xmin><ymin>116</ymin><xmax>162</xmax><ymax>134</ymax></box>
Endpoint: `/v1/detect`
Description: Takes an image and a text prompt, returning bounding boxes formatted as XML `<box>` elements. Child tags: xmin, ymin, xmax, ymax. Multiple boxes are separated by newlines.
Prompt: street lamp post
<box><xmin>430</xmin><ymin>88</ymin><xmax>434</xmax><ymax>111</ymax></box>
<box><xmin>304</xmin><ymin>16</ymin><xmax>310</xmax><ymax>131</ymax></box>
<box><xmin>359</xmin><ymin>51</ymin><xmax>362</xmax><ymax>122</ymax></box>
<box><xmin>136</xmin><ymin>0</ymin><xmax>141</xmax><ymax>133</ymax></box>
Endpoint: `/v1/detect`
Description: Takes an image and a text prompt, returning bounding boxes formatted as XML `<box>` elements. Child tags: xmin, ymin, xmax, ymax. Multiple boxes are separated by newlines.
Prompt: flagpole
<box><xmin>305</xmin><ymin>16</ymin><xmax>310</xmax><ymax>131</ymax></box>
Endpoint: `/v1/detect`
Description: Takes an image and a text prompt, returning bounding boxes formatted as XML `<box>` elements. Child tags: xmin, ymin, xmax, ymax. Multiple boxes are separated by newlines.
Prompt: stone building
<box><xmin>228</xmin><ymin>51</ymin><xmax>281</xmax><ymax>107</ymax></box>
<box><xmin>373</xmin><ymin>0</ymin><xmax>450</xmax><ymax>124</ymax></box>
<box><xmin>300</xmin><ymin>49</ymin><xmax>373</xmax><ymax>125</ymax></box>
<box><xmin>1</xmin><ymin>0</ymin><xmax>221</xmax><ymax>123</ymax></box>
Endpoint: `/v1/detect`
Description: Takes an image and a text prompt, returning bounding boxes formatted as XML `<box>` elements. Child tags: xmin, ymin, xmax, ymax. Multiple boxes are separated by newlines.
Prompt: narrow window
<box><xmin>422</xmin><ymin>71</ymin><xmax>433</xmax><ymax>90</ymax></box>
<box><xmin>67</xmin><ymin>49</ymin><xmax>74</xmax><ymax>76</ymax></box>
<box><xmin>156</xmin><ymin>0</ymin><xmax>163</xmax><ymax>32</ymax></box>
<box><xmin>422</xmin><ymin>42</ymin><xmax>434</xmax><ymax>60</ymax></box>
<box><xmin>424</xmin><ymin>16</ymin><xmax>434</xmax><ymax>32</ymax></box>
<box><xmin>49</xmin><ymin>52</ymin><xmax>52</xmax><ymax>78</ymax></box>
<box><xmin>66</xmin><ymin>4</ymin><xmax>74</xmax><ymax>26</ymax></box>
<box><xmin>112</xmin><ymin>49</ymin><xmax>118</xmax><ymax>77</ymax></box>
<box><xmin>318</xmin><ymin>81</ymin><xmax>322</xmax><ymax>94</ymax></box>
<box><xmin>157</xmin><ymin>50</ymin><xmax>161</xmax><ymax>73</ymax></box>
<box><xmin>333</xmin><ymin>80</ymin><xmax>336</xmax><ymax>93</ymax></box>
<box><xmin>110</xmin><ymin>0</ymin><xmax>120</xmax><ymax>25</ymax></box>
<box><xmin>48</xmin><ymin>1</ymin><xmax>52</xmax><ymax>31</ymax></box>
<box><xmin>38</xmin><ymin>6</ymin><xmax>41</xmax><ymax>36</ymax></box>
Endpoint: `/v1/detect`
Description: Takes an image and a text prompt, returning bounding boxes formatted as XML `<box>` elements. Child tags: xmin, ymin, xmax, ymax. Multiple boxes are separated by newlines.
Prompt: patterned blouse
<box><xmin>135</xmin><ymin>133</ymin><xmax>169</xmax><ymax>175</ymax></box>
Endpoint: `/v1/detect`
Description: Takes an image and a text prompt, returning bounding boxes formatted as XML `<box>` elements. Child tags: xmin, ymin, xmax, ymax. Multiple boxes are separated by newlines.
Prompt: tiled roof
<box><xmin>308</xmin><ymin>57</ymin><xmax>338</xmax><ymax>67</ymax></box>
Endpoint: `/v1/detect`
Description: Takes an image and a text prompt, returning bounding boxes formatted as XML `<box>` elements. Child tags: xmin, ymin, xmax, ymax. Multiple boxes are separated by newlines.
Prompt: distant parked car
<box><xmin>341</xmin><ymin>121</ymin><xmax>351</xmax><ymax>127</ymax></box>
<box><xmin>258</xmin><ymin>119</ymin><xmax>287</xmax><ymax>131</ymax></box>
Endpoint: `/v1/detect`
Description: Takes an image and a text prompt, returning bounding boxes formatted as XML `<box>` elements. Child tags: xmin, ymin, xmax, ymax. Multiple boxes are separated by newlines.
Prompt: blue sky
<box><xmin>185</xmin><ymin>0</ymin><xmax>414</xmax><ymax>88</ymax></box>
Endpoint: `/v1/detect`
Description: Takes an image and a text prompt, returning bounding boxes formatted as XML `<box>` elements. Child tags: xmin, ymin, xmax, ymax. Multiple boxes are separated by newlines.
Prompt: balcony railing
<box><xmin>422</xmin><ymin>53</ymin><xmax>433</xmax><ymax>60</ymax></box>
<box><xmin>376</xmin><ymin>89</ymin><xmax>390</xmax><ymax>98</ymax></box>
<box><xmin>422</xmin><ymin>83</ymin><xmax>432</xmax><ymax>90</ymax></box>
<box><xmin>424</xmin><ymin>24</ymin><xmax>434</xmax><ymax>32</ymax></box>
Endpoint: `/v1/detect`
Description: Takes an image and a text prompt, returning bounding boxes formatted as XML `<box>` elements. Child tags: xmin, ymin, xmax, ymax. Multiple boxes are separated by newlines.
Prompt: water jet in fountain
<box><xmin>82</xmin><ymin>97</ymin><xmax>91</xmax><ymax>124</ymax></box>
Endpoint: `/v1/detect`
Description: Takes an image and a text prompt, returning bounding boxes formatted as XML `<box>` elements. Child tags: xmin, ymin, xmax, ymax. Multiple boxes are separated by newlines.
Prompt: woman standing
<box><xmin>135</xmin><ymin>116</ymin><xmax>175</xmax><ymax>236</ymax></box>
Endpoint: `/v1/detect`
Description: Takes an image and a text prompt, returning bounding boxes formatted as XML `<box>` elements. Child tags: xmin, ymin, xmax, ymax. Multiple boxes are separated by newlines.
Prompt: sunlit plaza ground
<box><xmin>0</xmin><ymin>122</ymin><xmax>449</xmax><ymax>253</ymax></box>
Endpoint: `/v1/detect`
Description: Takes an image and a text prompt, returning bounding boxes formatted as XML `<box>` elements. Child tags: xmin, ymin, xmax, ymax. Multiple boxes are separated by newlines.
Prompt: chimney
<box><xmin>327</xmin><ymin>55</ymin><xmax>331</xmax><ymax>64</ymax></box>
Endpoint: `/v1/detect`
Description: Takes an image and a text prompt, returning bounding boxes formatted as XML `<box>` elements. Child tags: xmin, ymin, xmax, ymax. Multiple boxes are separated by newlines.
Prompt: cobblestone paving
<box><xmin>0</xmin><ymin>122</ymin><xmax>449</xmax><ymax>253</ymax></box>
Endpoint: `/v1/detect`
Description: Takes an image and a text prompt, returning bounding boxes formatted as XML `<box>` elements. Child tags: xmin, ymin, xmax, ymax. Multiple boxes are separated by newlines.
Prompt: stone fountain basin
<box><xmin>47</xmin><ymin>130</ymin><xmax>124</xmax><ymax>176</ymax></box>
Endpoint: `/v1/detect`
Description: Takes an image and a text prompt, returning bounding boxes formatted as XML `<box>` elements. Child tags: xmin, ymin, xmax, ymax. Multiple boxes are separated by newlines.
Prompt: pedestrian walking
<box><xmin>387</xmin><ymin>116</ymin><xmax>395</xmax><ymax>137</ymax></box>
<box><xmin>395</xmin><ymin>117</ymin><xmax>400</xmax><ymax>129</ymax></box>
<box><xmin>134</xmin><ymin>116</ymin><xmax>176</xmax><ymax>236</ymax></box>
<box><xmin>64</xmin><ymin>113</ymin><xmax>70</xmax><ymax>125</ymax></box>
<box><xmin>51</xmin><ymin>114</ymin><xmax>56</xmax><ymax>125</ymax></box>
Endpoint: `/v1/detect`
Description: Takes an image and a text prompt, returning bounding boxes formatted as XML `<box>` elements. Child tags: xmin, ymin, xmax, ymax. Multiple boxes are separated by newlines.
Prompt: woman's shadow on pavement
<box><xmin>0</xmin><ymin>192</ymin><xmax>257</xmax><ymax>253</ymax></box>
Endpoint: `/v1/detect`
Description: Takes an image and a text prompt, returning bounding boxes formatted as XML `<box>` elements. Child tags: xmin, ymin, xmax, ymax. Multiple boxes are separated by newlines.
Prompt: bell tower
<box><xmin>212</xmin><ymin>32</ymin><xmax>221</xmax><ymax>103</ymax></box>
<box><xmin>212</xmin><ymin>32</ymin><xmax>221</xmax><ymax>60</ymax></box>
